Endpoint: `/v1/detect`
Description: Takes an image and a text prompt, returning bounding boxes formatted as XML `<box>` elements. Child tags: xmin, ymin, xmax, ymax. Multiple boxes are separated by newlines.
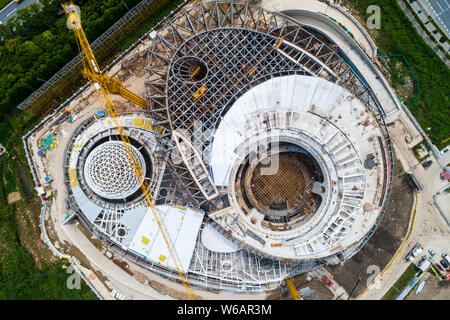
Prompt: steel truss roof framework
<box><xmin>61</xmin><ymin>1</ymin><xmax>395</xmax><ymax>293</ymax></box>
<box><xmin>144</xmin><ymin>2</ymin><xmax>393</xmax><ymax>214</ymax></box>
<box><xmin>144</xmin><ymin>0</ymin><xmax>393</xmax><ymax>259</ymax></box>
<box><xmin>145</xmin><ymin>1</ymin><xmax>378</xmax><ymax>142</ymax></box>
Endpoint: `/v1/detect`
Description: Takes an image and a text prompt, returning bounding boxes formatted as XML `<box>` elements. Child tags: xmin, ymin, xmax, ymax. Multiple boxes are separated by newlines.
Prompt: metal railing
<box><xmin>327</xmin><ymin>1</ymin><xmax>377</xmax><ymax>59</ymax></box>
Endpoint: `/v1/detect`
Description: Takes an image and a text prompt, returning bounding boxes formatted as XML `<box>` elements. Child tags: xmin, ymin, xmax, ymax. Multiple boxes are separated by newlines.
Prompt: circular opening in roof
<box><xmin>174</xmin><ymin>56</ymin><xmax>208</xmax><ymax>83</ymax></box>
<box><xmin>234</xmin><ymin>141</ymin><xmax>324</xmax><ymax>231</ymax></box>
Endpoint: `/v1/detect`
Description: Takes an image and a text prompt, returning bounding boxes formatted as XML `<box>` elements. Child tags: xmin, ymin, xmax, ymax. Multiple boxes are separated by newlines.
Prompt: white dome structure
<box><xmin>83</xmin><ymin>141</ymin><xmax>146</xmax><ymax>200</ymax></box>
<box><xmin>62</xmin><ymin>1</ymin><xmax>394</xmax><ymax>293</ymax></box>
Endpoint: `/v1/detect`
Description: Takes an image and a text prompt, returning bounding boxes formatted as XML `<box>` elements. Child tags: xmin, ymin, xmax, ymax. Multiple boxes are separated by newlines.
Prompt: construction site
<box><xmin>22</xmin><ymin>0</ymin><xmax>409</xmax><ymax>299</ymax></box>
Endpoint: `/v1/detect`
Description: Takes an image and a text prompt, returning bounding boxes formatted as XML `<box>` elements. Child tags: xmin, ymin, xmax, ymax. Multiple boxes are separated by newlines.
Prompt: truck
<box><xmin>410</xmin><ymin>244</ymin><xmax>423</xmax><ymax>258</ymax></box>
<box><xmin>417</xmin><ymin>259</ymin><xmax>431</xmax><ymax>272</ymax></box>
<box><xmin>322</xmin><ymin>276</ymin><xmax>333</xmax><ymax>287</ymax></box>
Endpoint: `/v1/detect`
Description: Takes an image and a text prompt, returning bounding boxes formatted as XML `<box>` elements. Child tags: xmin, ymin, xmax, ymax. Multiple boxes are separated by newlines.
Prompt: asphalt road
<box><xmin>421</xmin><ymin>0</ymin><xmax>450</xmax><ymax>38</ymax></box>
<box><xmin>0</xmin><ymin>0</ymin><xmax>40</xmax><ymax>25</ymax></box>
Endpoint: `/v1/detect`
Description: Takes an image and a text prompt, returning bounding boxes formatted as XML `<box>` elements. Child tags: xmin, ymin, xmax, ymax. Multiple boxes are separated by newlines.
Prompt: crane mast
<box><xmin>65</xmin><ymin>3</ymin><xmax>147</xmax><ymax>108</ymax></box>
<box><xmin>62</xmin><ymin>2</ymin><xmax>196</xmax><ymax>299</ymax></box>
<box><xmin>285</xmin><ymin>278</ymin><xmax>302</xmax><ymax>300</ymax></box>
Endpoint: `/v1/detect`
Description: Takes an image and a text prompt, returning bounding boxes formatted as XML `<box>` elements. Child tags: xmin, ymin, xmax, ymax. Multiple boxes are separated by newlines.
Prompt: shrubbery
<box><xmin>0</xmin><ymin>0</ymin><xmax>142</xmax><ymax>118</ymax></box>
<box><xmin>352</xmin><ymin>0</ymin><xmax>450</xmax><ymax>147</ymax></box>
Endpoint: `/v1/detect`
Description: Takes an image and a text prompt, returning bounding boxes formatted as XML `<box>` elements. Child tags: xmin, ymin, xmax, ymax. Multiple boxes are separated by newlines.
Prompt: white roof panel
<box><xmin>210</xmin><ymin>75</ymin><xmax>341</xmax><ymax>186</ymax></box>
<box><xmin>201</xmin><ymin>224</ymin><xmax>240</xmax><ymax>253</ymax></box>
<box><xmin>128</xmin><ymin>205</ymin><xmax>204</xmax><ymax>272</ymax></box>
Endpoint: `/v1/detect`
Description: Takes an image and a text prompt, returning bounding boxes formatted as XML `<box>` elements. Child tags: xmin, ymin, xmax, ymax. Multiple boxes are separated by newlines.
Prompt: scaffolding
<box><xmin>56</xmin><ymin>1</ymin><xmax>394</xmax><ymax>292</ymax></box>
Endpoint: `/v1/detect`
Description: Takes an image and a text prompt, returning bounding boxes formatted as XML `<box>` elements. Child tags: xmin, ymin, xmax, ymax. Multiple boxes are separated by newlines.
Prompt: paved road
<box><xmin>0</xmin><ymin>0</ymin><xmax>40</xmax><ymax>25</ymax></box>
<box><xmin>359</xmin><ymin>119</ymin><xmax>450</xmax><ymax>300</ymax></box>
<box><xmin>420</xmin><ymin>0</ymin><xmax>450</xmax><ymax>39</ymax></box>
<box><xmin>398</xmin><ymin>0</ymin><xmax>450</xmax><ymax>71</ymax></box>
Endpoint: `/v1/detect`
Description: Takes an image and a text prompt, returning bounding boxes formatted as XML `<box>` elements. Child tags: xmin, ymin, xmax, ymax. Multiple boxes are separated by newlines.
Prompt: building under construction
<box><xmin>27</xmin><ymin>1</ymin><xmax>394</xmax><ymax>294</ymax></box>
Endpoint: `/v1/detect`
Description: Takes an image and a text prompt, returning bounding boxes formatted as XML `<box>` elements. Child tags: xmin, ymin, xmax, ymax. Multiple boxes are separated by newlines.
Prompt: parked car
<box><xmin>422</xmin><ymin>160</ymin><xmax>433</xmax><ymax>169</ymax></box>
<box><xmin>428</xmin><ymin>249</ymin><xmax>435</xmax><ymax>257</ymax></box>
<box><xmin>442</xmin><ymin>253</ymin><xmax>450</xmax><ymax>265</ymax></box>
<box><xmin>436</xmin><ymin>263</ymin><xmax>444</xmax><ymax>271</ymax></box>
<box><xmin>440</xmin><ymin>147</ymin><xmax>449</xmax><ymax>155</ymax></box>
<box><xmin>440</xmin><ymin>259</ymin><xmax>449</xmax><ymax>269</ymax></box>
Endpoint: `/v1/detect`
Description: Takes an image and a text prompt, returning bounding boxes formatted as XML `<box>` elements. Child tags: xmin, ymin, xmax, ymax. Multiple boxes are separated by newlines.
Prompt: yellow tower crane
<box><xmin>62</xmin><ymin>2</ymin><xmax>196</xmax><ymax>299</ymax></box>
<box><xmin>90</xmin><ymin>72</ymin><xmax>147</xmax><ymax>108</ymax></box>
<box><xmin>64</xmin><ymin>4</ymin><xmax>146</xmax><ymax>109</ymax></box>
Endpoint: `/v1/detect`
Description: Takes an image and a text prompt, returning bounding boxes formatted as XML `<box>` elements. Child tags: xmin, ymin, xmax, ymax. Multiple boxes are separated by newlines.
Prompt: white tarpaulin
<box><xmin>128</xmin><ymin>205</ymin><xmax>204</xmax><ymax>272</ymax></box>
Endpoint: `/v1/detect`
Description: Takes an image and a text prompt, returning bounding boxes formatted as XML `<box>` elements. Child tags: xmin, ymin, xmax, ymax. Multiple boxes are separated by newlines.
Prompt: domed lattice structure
<box><xmin>83</xmin><ymin>141</ymin><xmax>146</xmax><ymax>200</ymax></box>
<box><xmin>60</xmin><ymin>1</ymin><xmax>394</xmax><ymax>293</ymax></box>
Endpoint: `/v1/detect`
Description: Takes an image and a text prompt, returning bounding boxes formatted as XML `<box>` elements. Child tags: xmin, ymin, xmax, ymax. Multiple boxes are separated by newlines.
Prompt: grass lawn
<box><xmin>0</xmin><ymin>0</ymin><xmax>10</xmax><ymax>11</ymax></box>
<box><xmin>342</xmin><ymin>0</ymin><xmax>450</xmax><ymax>149</ymax></box>
<box><xmin>382</xmin><ymin>263</ymin><xmax>420</xmax><ymax>300</ymax></box>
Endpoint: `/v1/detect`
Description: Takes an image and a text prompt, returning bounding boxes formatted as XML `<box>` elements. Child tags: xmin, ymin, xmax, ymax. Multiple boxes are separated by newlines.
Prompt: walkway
<box><xmin>262</xmin><ymin>0</ymin><xmax>376</xmax><ymax>58</ymax></box>
<box><xmin>358</xmin><ymin>119</ymin><xmax>450</xmax><ymax>299</ymax></box>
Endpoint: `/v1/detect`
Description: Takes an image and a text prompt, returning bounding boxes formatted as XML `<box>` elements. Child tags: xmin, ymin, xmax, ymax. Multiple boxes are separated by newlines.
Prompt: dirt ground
<box><xmin>16</xmin><ymin>200</ymin><xmax>56</xmax><ymax>268</ymax></box>
<box><xmin>7</xmin><ymin>192</ymin><xmax>21</xmax><ymax>204</ymax></box>
<box><xmin>296</xmin><ymin>277</ymin><xmax>334</xmax><ymax>300</ymax></box>
<box><xmin>128</xmin><ymin>265</ymin><xmax>191</xmax><ymax>300</ymax></box>
<box><xmin>327</xmin><ymin>154</ymin><xmax>415</xmax><ymax>297</ymax></box>
<box><xmin>266</xmin><ymin>274</ymin><xmax>334</xmax><ymax>300</ymax></box>
<box><xmin>406</xmin><ymin>273</ymin><xmax>450</xmax><ymax>300</ymax></box>
<box><xmin>77</xmin><ymin>222</ymin><xmax>104</xmax><ymax>252</ymax></box>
